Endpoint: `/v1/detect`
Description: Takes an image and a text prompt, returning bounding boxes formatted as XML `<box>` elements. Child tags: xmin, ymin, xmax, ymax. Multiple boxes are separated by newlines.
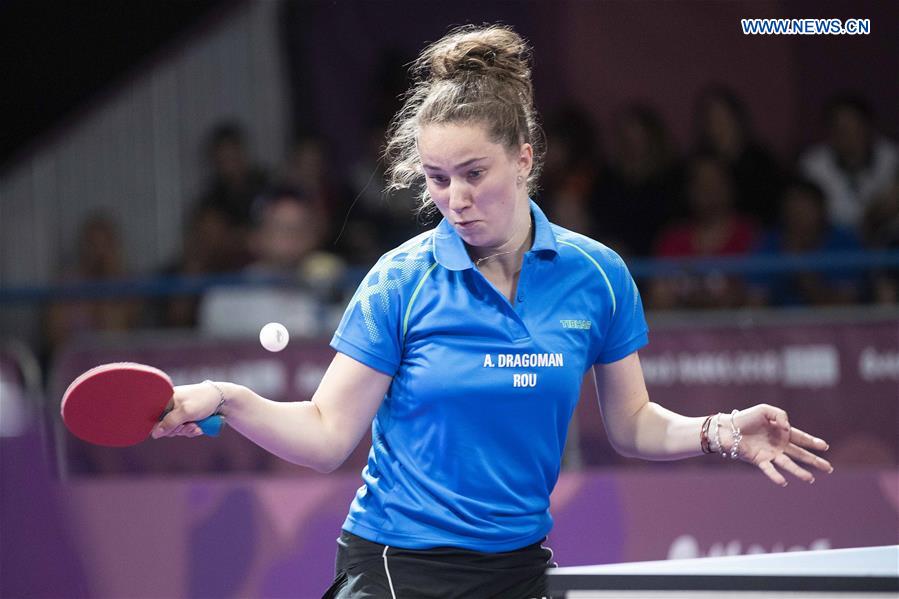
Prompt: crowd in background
<box><xmin>43</xmin><ymin>85</ymin><xmax>899</xmax><ymax>360</ymax></box>
<box><xmin>540</xmin><ymin>89</ymin><xmax>898</xmax><ymax>310</ymax></box>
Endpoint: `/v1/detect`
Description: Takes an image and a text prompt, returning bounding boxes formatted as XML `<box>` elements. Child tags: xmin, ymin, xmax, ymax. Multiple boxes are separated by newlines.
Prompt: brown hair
<box><xmin>384</xmin><ymin>24</ymin><xmax>544</xmax><ymax>211</ymax></box>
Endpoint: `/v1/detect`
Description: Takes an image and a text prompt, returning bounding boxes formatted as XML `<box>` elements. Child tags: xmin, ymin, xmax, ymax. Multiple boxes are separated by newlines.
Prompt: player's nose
<box><xmin>448</xmin><ymin>181</ymin><xmax>472</xmax><ymax>213</ymax></box>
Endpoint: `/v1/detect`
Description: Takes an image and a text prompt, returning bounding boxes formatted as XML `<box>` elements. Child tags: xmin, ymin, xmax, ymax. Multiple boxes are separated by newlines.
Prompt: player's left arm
<box><xmin>592</xmin><ymin>352</ymin><xmax>834</xmax><ymax>485</ymax></box>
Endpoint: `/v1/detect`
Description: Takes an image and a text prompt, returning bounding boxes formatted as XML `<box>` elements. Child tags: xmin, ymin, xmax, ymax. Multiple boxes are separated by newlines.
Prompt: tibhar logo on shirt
<box><xmin>560</xmin><ymin>319</ymin><xmax>591</xmax><ymax>330</ymax></box>
<box><xmin>482</xmin><ymin>352</ymin><xmax>565</xmax><ymax>388</ymax></box>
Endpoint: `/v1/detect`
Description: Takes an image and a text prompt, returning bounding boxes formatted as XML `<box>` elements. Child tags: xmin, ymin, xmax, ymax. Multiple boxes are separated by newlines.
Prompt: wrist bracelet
<box><xmin>700</xmin><ymin>415</ymin><xmax>713</xmax><ymax>454</ymax></box>
<box><xmin>728</xmin><ymin>409</ymin><xmax>742</xmax><ymax>460</ymax></box>
<box><xmin>203</xmin><ymin>380</ymin><xmax>227</xmax><ymax>415</ymax></box>
<box><xmin>710</xmin><ymin>413</ymin><xmax>722</xmax><ymax>454</ymax></box>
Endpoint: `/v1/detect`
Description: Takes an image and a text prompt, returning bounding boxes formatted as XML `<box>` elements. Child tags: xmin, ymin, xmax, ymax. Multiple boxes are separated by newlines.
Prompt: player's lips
<box><xmin>454</xmin><ymin>220</ymin><xmax>479</xmax><ymax>229</ymax></box>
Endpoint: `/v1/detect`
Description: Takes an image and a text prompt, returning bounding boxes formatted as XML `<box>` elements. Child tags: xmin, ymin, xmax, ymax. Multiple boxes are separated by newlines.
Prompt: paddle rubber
<box><xmin>61</xmin><ymin>362</ymin><xmax>223</xmax><ymax>447</ymax></box>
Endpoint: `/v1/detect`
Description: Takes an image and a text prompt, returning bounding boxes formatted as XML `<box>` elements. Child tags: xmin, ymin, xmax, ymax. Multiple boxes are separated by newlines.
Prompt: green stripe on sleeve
<box><xmin>557</xmin><ymin>240</ymin><xmax>616</xmax><ymax>316</ymax></box>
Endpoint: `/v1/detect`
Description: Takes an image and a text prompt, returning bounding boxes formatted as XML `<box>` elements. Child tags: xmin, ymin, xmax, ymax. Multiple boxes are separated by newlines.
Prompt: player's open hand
<box><xmin>151</xmin><ymin>382</ymin><xmax>220</xmax><ymax>439</ymax></box>
<box><xmin>731</xmin><ymin>404</ymin><xmax>833</xmax><ymax>487</ymax></box>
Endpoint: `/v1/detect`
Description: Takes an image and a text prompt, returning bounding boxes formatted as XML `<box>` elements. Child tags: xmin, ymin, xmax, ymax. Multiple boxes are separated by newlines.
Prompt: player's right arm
<box><xmin>152</xmin><ymin>352</ymin><xmax>391</xmax><ymax>473</ymax></box>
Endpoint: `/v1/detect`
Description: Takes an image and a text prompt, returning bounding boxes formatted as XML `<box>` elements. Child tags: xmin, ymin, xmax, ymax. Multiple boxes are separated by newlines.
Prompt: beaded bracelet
<box><xmin>203</xmin><ymin>380</ymin><xmax>227</xmax><ymax>416</ymax></box>
<box><xmin>710</xmin><ymin>413</ymin><xmax>722</xmax><ymax>454</ymax></box>
<box><xmin>728</xmin><ymin>409</ymin><xmax>742</xmax><ymax>460</ymax></box>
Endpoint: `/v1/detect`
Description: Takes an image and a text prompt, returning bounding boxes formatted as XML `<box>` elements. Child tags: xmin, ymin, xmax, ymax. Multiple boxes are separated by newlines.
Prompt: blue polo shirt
<box><xmin>330</xmin><ymin>200</ymin><xmax>648</xmax><ymax>552</ymax></box>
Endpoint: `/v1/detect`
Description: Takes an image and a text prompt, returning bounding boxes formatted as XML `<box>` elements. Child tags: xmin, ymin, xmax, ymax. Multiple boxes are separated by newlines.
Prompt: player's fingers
<box><xmin>789</xmin><ymin>426</ymin><xmax>829</xmax><ymax>452</ymax></box>
<box><xmin>762</xmin><ymin>404</ymin><xmax>790</xmax><ymax>431</ymax></box>
<box><xmin>758</xmin><ymin>460</ymin><xmax>788</xmax><ymax>487</ymax></box>
<box><xmin>784</xmin><ymin>443</ymin><xmax>834</xmax><ymax>474</ymax></box>
<box><xmin>178</xmin><ymin>424</ymin><xmax>200</xmax><ymax>437</ymax></box>
<box><xmin>774</xmin><ymin>453</ymin><xmax>815</xmax><ymax>483</ymax></box>
<box><xmin>153</xmin><ymin>408</ymin><xmax>188</xmax><ymax>438</ymax></box>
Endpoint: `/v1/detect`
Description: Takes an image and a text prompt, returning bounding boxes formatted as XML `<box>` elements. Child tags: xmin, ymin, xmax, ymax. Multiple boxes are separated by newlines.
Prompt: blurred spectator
<box><xmin>593</xmin><ymin>103</ymin><xmax>682</xmax><ymax>256</ymax></box>
<box><xmin>862</xmin><ymin>172</ymin><xmax>899</xmax><ymax>304</ymax></box>
<box><xmin>798</xmin><ymin>94</ymin><xmax>898</xmax><ymax>231</ymax></box>
<box><xmin>154</xmin><ymin>204</ymin><xmax>248</xmax><ymax>328</ymax></box>
<box><xmin>650</xmin><ymin>154</ymin><xmax>757</xmax><ymax>309</ymax></box>
<box><xmin>279</xmin><ymin>134</ymin><xmax>348</xmax><ymax>251</ymax></box>
<box><xmin>748</xmin><ymin>179</ymin><xmax>864</xmax><ymax>307</ymax></box>
<box><xmin>43</xmin><ymin>213</ymin><xmax>141</xmax><ymax>355</ymax></box>
<box><xmin>196</xmin><ymin>121</ymin><xmax>269</xmax><ymax>226</ymax></box>
<box><xmin>694</xmin><ymin>84</ymin><xmax>785</xmax><ymax>226</ymax></box>
<box><xmin>540</xmin><ymin>106</ymin><xmax>602</xmax><ymax>237</ymax></box>
<box><xmin>198</xmin><ymin>186</ymin><xmax>346</xmax><ymax>339</ymax></box>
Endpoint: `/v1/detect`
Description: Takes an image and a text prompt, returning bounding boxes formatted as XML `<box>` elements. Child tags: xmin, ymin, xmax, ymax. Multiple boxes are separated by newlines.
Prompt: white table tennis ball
<box><xmin>259</xmin><ymin>322</ymin><xmax>289</xmax><ymax>352</ymax></box>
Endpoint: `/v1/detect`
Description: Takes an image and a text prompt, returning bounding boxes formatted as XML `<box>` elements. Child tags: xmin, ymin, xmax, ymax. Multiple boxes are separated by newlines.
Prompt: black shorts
<box><xmin>322</xmin><ymin>530</ymin><xmax>557</xmax><ymax>599</ymax></box>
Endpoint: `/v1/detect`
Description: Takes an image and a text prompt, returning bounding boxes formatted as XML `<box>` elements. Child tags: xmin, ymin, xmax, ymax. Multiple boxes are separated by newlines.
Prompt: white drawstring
<box><xmin>382</xmin><ymin>545</ymin><xmax>397</xmax><ymax>599</ymax></box>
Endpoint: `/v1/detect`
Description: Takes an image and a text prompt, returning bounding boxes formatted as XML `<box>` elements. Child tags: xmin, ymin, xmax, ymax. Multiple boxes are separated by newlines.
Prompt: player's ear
<box><xmin>516</xmin><ymin>142</ymin><xmax>533</xmax><ymax>179</ymax></box>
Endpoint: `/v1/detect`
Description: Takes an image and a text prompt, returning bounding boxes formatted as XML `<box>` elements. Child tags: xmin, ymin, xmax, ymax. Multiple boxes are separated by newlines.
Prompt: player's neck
<box><xmin>472</xmin><ymin>218</ymin><xmax>533</xmax><ymax>277</ymax></box>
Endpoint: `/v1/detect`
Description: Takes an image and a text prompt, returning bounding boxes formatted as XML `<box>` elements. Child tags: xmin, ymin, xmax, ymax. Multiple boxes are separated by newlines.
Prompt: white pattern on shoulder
<box><xmin>348</xmin><ymin>231</ymin><xmax>436</xmax><ymax>343</ymax></box>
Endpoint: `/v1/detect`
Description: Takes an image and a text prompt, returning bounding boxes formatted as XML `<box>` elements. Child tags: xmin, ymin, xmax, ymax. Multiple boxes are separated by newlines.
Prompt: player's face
<box><xmin>418</xmin><ymin>122</ymin><xmax>532</xmax><ymax>251</ymax></box>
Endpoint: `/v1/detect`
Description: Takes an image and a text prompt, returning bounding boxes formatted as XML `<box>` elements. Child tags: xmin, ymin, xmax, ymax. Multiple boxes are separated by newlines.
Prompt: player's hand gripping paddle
<box><xmin>61</xmin><ymin>362</ymin><xmax>223</xmax><ymax>447</ymax></box>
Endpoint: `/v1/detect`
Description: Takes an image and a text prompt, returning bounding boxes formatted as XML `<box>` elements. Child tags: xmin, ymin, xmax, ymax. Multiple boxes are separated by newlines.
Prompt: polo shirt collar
<box><xmin>432</xmin><ymin>199</ymin><xmax>559</xmax><ymax>271</ymax></box>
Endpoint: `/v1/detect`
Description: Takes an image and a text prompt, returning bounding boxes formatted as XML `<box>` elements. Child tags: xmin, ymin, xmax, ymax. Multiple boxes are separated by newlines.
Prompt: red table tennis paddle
<box><xmin>61</xmin><ymin>362</ymin><xmax>223</xmax><ymax>447</ymax></box>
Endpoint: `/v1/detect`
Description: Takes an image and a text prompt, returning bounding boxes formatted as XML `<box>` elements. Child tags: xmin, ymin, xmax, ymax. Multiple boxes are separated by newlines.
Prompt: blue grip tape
<box><xmin>196</xmin><ymin>415</ymin><xmax>224</xmax><ymax>437</ymax></box>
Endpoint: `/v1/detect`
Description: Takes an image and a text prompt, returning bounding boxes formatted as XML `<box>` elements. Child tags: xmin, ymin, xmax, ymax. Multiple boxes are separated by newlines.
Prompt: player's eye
<box><xmin>428</xmin><ymin>175</ymin><xmax>449</xmax><ymax>185</ymax></box>
<box><xmin>468</xmin><ymin>169</ymin><xmax>484</xmax><ymax>180</ymax></box>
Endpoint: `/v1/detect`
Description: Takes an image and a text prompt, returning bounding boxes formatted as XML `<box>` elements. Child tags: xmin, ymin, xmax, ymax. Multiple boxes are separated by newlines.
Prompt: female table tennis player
<box><xmin>153</xmin><ymin>25</ymin><xmax>833</xmax><ymax>599</ymax></box>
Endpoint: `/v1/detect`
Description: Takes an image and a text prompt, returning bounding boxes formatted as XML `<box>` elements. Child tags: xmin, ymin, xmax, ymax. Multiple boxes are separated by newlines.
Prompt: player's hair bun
<box><xmin>415</xmin><ymin>24</ymin><xmax>531</xmax><ymax>90</ymax></box>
